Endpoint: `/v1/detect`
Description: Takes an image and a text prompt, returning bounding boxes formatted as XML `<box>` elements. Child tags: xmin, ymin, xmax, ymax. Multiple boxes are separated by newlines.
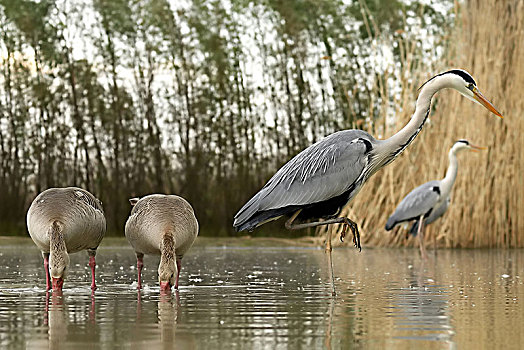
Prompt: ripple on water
<box><xmin>0</xmin><ymin>245</ymin><xmax>523</xmax><ymax>348</ymax></box>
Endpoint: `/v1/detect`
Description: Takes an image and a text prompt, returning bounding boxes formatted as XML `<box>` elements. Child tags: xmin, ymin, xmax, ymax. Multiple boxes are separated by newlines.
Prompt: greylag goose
<box><xmin>125</xmin><ymin>194</ymin><xmax>198</xmax><ymax>292</ymax></box>
<box><xmin>27</xmin><ymin>187</ymin><xmax>106</xmax><ymax>291</ymax></box>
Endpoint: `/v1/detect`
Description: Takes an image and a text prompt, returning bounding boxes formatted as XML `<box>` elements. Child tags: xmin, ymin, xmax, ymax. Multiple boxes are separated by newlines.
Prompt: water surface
<box><xmin>0</xmin><ymin>240</ymin><xmax>522</xmax><ymax>349</ymax></box>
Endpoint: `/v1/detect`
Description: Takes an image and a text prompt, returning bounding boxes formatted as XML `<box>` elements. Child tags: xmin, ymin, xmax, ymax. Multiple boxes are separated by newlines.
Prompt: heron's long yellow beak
<box><xmin>469</xmin><ymin>143</ymin><xmax>487</xmax><ymax>152</ymax></box>
<box><xmin>473</xmin><ymin>87</ymin><xmax>503</xmax><ymax>118</ymax></box>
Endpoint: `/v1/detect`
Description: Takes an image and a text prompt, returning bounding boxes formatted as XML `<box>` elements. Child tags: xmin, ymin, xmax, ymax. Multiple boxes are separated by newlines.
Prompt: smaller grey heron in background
<box><xmin>385</xmin><ymin>140</ymin><xmax>485</xmax><ymax>258</ymax></box>
<box><xmin>125</xmin><ymin>194</ymin><xmax>198</xmax><ymax>292</ymax></box>
<box><xmin>234</xmin><ymin>69</ymin><xmax>502</xmax><ymax>296</ymax></box>
<box><xmin>27</xmin><ymin>187</ymin><xmax>106</xmax><ymax>291</ymax></box>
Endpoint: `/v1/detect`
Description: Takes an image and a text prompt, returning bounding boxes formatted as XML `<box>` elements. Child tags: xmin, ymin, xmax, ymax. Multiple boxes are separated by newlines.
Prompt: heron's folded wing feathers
<box><xmin>389</xmin><ymin>180</ymin><xmax>441</xmax><ymax>224</ymax></box>
<box><xmin>425</xmin><ymin>196</ymin><xmax>450</xmax><ymax>225</ymax></box>
<box><xmin>234</xmin><ymin>130</ymin><xmax>371</xmax><ymax>226</ymax></box>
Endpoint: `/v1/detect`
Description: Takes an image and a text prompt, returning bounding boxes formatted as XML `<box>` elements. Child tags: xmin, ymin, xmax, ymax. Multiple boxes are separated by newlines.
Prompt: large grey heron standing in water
<box><xmin>233</xmin><ymin>69</ymin><xmax>503</xmax><ymax>295</ymax></box>
<box><xmin>385</xmin><ymin>140</ymin><xmax>485</xmax><ymax>259</ymax></box>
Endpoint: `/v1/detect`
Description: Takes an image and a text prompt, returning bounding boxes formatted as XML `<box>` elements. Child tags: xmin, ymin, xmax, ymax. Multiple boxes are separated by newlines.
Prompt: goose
<box><xmin>125</xmin><ymin>194</ymin><xmax>199</xmax><ymax>292</ymax></box>
<box><xmin>27</xmin><ymin>187</ymin><xmax>106</xmax><ymax>291</ymax></box>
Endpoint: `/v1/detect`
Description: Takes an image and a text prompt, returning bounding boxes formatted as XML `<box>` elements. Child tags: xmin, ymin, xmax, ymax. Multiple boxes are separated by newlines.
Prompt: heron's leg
<box><xmin>284</xmin><ymin>209</ymin><xmax>302</xmax><ymax>229</ymax></box>
<box><xmin>136</xmin><ymin>253</ymin><xmax>144</xmax><ymax>290</ymax></box>
<box><xmin>43</xmin><ymin>252</ymin><xmax>51</xmax><ymax>291</ymax></box>
<box><xmin>88</xmin><ymin>249</ymin><xmax>97</xmax><ymax>291</ymax></box>
<box><xmin>174</xmin><ymin>259</ymin><xmax>181</xmax><ymax>290</ymax></box>
<box><xmin>285</xmin><ymin>211</ymin><xmax>361</xmax><ymax>251</ymax></box>
<box><xmin>417</xmin><ymin>216</ymin><xmax>428</xmax><ymax>260</ymax></box>
<box><xmin>286</xmin><ymin>210</ymin><xmax>338</xmax><ymax>296</ymax></box>
<box><xmin>285</xmin><ymin>210</ymin><xmax>362</xmax><ymax>297</ymax></box>
<box><xmin>433</xmin><ymin>230</ymin><xmax>438</xmax><ymax>254</ymax></box>
<box><xmin>324</xmin><ymin>227</ymin><xmax>336</xmax><ymax>296</ymax></box>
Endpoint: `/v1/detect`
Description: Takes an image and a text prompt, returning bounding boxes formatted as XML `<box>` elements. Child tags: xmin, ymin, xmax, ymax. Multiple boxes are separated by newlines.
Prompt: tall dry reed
<box><xmin>320</xmin><ymin>0</ymin><xmax>523</xmax><ymax>248</ymax></box>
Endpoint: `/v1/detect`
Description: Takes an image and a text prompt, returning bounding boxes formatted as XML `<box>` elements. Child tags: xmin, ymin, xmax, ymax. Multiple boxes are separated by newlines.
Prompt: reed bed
<box><xmin>320</xmin><ymin>0</ymin><xmax>523</xmax><ymax>248</ymax></box>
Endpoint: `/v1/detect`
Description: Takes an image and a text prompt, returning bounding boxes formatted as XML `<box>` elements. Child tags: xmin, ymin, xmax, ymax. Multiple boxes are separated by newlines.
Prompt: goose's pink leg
<box><xmin>88</xmin><ymin>251</ymin><xmax>97</xmax><ymax>291</ymax></box>
<box><xmin>43</xmin><ymin>253</ymin><xmax>51</xmax><ymax>291</ymax></box>
<box><xmin>175</xmin><ymin>259</ymin><xmax>181</xmax><ymax>290</ymax></box>
<box><xmin>137</xmin><ymin>253</ymin><xmax>144</xmax><ymax>290</ymax></box>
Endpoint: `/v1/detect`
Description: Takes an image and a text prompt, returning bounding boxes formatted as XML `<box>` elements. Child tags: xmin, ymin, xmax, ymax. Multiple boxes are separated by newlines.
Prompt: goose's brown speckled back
<box><xmin>125</xmin><ymin>194</ymin><xmax>198</xmax><ymax>259</ymax></box>
<box><xmin>27</xmin><ymin>187</ymin><xmax>106</xmax><ymax>254</ymax></box>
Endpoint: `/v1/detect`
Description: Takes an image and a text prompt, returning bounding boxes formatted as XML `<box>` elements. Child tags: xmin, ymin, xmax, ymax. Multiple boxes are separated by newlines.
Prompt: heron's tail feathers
<box><xmin>385</xmin><ymin>217</ymin><xmax>397</xmax><ymax>231</ymax></box>
<box><xmin>235</xmin><ymin>221</ymin><xmax>256</xmax><ymax>232</ymax></box>
<box><xmin>234</xmin><ymin>206</ymin><xmax>296</xmax><ymax>232</ymax></box>
<box><xmin>233</xmin><ymin>192</ymin><xmax>265</xmax><ymax>231</ymax></box>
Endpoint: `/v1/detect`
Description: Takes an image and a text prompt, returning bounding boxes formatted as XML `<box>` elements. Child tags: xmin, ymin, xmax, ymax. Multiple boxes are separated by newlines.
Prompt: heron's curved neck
<box><xmin>379</xmin><ymin>77</ymin><xmax>446</xmax><ymax>159</ymax></box>
<box><xmin>440</xmin><ymin>149</ymin><xmax>459</xmax><ymax>195</ymax></box>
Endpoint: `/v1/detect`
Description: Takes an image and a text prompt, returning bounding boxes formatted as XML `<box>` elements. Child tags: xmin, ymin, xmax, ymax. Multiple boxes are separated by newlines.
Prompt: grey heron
<box><xmin>233</xmin><ymin>69</ymin><xmax>503</xmax><ymax>295</ymax></box>
<box><xmin>125</xmin><ymin>194</ymin><xmax>199</xmax><ymax>292</ymax></box>
<box><xmin>385</xmin><ymin>140</ymin><xmax>484</xmax><ymax>258</ymax></box>
<box><xmin>27</xmin><ymin>187</ymin><xmax>106</xmax><ymax>291</ymax></box>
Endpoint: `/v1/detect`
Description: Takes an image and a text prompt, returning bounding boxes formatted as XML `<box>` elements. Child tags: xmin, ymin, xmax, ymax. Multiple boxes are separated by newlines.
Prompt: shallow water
<box><xmin>0</xmin><ymin>241</ymin><xmax>522</xmax><ymax>349</ymax></box>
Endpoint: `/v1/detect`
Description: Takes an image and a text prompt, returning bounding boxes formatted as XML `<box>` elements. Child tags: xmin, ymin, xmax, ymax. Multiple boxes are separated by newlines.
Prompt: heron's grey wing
<box><xmin>385</xmin><ymin>180</ymin><xmax>441</xmax><ymax>230</ymax></box>
<box><xmin>409</xmin><ymin>196</ymin><xmax>450</xmax><ymax>235</ymax></box>
<box><xmin>234</xmin><ymin>130</ymin><xmax>372</xmax><ymax>226</ymax></box>
<box><xmin>425</xmin><ymin>196</ymin><xmax>450</xmax><ymax>225</ymax></box>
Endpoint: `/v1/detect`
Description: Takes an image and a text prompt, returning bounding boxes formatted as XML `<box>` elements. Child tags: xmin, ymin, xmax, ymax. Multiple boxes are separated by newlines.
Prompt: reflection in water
<box><xmin>388</xmin><ymin>263</ymin><xmax>454</xmax><ymax>343</ymax></box>
<box><xmin>136</xmin><ymin>289</ymin><xmax>182</xmax><ymax>348</ymax></box>
<box><xmin>158</xmin><ymin>291</ymin><xmax>179</xmax><ymax>345</ymax></box>
<box><xmin>45</xmin><ymin>292</ymin><xmax>66</xmax><ymax>349</ymax></box>
<box><xmin>325</xmin><ymin>295</ymin><xmax>335</xmax><ymax>350</ymax></box>
<box><xmin>0</xmin><ymin>244</ymin><xmax>522</xmax><ymax>348</ymax></box>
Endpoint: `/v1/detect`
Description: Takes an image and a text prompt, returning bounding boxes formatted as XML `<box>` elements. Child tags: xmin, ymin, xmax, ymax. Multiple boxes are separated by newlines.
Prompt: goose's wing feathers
<box><xmin>234</xmin><ymin>130</ymin><xmax>372</xmax><ymax>226</ymax></box>
<box><xmin>386</xmin><ymin>180</ymin><xmax>441</xmax><ymax>229</ymax></box>
<box><xmin>130</xmin><ymin>196</ymin><xmax>151</xmax><ymax>216</ymax></box>
<box><xmin>72</xmin><ymin>188</ymin><xmax>104</xmax><ymax>213</ymax></box>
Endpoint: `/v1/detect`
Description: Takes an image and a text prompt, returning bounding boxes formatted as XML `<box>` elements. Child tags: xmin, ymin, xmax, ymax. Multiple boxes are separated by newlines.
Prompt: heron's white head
<box><xmin>451</xmin><ymin>139</ymin><xmax>486</xmax><ymax>154</ymax></box>
<box><xmin>422</xmin><ymin>69</ymin><xmax>503</xmax><ymax>118</ymax></box>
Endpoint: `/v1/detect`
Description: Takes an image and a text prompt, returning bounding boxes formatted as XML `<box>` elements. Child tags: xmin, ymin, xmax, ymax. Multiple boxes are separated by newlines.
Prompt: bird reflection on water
<box><xmin>158</xmin><ymin>290</ymin><xmax>180</xmax><ymax>344</ymax></box>
<box><xmin>1</xmin><ymin>245</ymin><xmax>522</xmax><ymax>348</ymax></box>
<box><xmin>42</xmin><ymin>290</ymin><xmax>97</xmax><ymax>349</ymax></box>
<box><xmin>387</xmin><ymin>261</ymin><xmax>454</xmax><ymax>343</ymax></box>
<box><xmin>44</xmin><ymin>291</ymin><xmax>67</xmax><ymax>349</ymax></box>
